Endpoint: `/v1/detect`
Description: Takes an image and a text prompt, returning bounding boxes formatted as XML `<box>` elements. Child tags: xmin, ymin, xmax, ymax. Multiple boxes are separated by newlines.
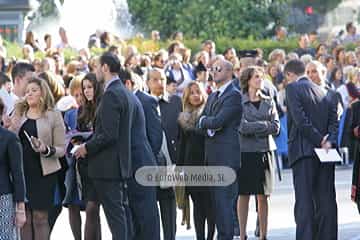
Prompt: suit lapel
<box><xmin>211</xmin><ymin>83</ymin><xmax>234</xmax><ymax>114</ymax></box>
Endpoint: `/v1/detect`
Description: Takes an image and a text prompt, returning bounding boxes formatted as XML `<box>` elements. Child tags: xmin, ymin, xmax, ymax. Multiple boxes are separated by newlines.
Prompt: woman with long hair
<box><xmin>76</xmin><ymin>73</ymin><xmax>103</xmax><ymax>240</ymax></box>
<box><xmin>9</xmin><ymin>77</ymin><xmax>66</xmax><ymax>240</ymax></box>
<box><xmin>178</xmin><ymin>81</ymin><xmax>215</xmax><ymax>240</ymax></box>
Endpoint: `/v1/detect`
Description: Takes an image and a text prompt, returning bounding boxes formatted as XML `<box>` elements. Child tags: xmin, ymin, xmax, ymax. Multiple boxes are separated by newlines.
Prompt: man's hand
<box><xmin>354</xmin><ymin>126</ymin><xmax>360</xmax><ymax>138</ymax></box>
<box><xmin>73</xmin><ymin>144</ymin><xmax>87</xmax><ymax>159</ymax></box>
<box><xmin>321</xmin><ymin>134</ymin><xmax>331</xmax><ymax>152</ymax></box>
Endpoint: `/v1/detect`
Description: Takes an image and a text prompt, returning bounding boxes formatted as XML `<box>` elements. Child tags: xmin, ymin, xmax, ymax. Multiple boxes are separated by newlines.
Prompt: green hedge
<box><xmin>5</xmin><ymin>37</ymin><xmax>355</xmax><ymax>63</ymax></box>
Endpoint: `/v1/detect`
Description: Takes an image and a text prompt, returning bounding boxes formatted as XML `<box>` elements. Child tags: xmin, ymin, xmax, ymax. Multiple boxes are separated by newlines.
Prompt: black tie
<box><xmin>210</xmin><ymin>91</ymin><xmax>220</xmax><ymax>114</ymax></box>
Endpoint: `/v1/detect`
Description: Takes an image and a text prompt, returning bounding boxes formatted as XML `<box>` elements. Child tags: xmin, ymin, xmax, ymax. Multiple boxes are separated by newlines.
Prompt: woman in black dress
<box><xmin>237</xmin><ymin>67</ymin><xmax>280</xmax><ymax>240</ymax></box>
<box><xmin>9</xmin><ymin>77</ymin><xmax>66</xmax><ymax>240</ymax></box>
<box><xmin>178</xmin><ymin>81</ymin><xmax>215</xmax><ymax>240</ymax></box>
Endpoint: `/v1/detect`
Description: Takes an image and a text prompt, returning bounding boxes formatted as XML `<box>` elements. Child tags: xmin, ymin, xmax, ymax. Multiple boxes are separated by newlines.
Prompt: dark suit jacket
<box><xmin>200</xmin><ymin>82</ymin><xmax>242</xmax><ymax>169</ymax></box>
<box><xmin>286</xmin><ymin>77</ymin><xmax>339</xmax><ymax>166</ymax></box>
<box><xmin>86</xmin><ymin>80</ymin><xmax>135</xmax><ymax>179</ymax></box>
<box><xmin>131</xmin><ymin>94</ymin><xmax>157</xmax><ymax>173</ymax></box>
<box><xmin>159</xmin><ymin>94</ymin><xmax>182</xmax><ymax>164</ymax></box>
<box><xmin>0</xmin><ymin>126</ymin><xmax>25</xmax><ymax>202</ymax></box>
<box><xmin>135</xmin><ymin>90</ymin><xmax>163</xmax><ymax>158</ymax></box>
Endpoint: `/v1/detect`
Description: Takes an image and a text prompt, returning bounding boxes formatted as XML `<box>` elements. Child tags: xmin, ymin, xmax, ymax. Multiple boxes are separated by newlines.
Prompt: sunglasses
<box><xmin>211</xmin><ymin>66</ymin><xmax>222</xmax><ymax>72</ymax></box>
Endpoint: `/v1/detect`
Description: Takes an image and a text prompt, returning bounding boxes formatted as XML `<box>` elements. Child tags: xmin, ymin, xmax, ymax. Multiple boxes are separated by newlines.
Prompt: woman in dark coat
<box><xmin>0</xmin><ymin>98</ymin><xmax>26</xmax><ymax>239</ymax></box>
<box><xmin>177</xmin><ymin>81</ymin><xmax>215</xmax><ymax>240</ymax></box>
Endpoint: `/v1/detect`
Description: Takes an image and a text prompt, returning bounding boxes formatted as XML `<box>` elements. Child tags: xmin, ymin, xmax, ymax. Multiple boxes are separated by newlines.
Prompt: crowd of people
<box><xmin>0</xmin><ymin>21</ymin><xmax>359</xmax><ymax>240</ymax></box>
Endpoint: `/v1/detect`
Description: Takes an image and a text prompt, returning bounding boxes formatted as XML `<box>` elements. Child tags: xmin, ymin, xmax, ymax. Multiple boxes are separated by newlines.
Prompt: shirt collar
<box><xmin>216</xmin><ymin>80</ymin><xmax>232</xmax><ymax>97</ymax></box>
<box><xmin>150</xmin><ymin>92</ymin><xmax>170</xmax><ymax>103</ymax></box>
<box><xmin>104</xmin><ymin>76</ymin><xmax>119</xmax><ymax>91</ymax></box>
<box><xmin>296</xmin><ymin>75</ymin><xmax>307</xmax><ymax>82</ymax></box>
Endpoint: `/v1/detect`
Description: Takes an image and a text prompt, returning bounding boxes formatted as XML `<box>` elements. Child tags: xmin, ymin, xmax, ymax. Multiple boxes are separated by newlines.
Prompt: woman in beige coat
<box><xmin>10</xmin><ymin>77</ymin><xmax>65</xmax><ymax>240</ymax></box>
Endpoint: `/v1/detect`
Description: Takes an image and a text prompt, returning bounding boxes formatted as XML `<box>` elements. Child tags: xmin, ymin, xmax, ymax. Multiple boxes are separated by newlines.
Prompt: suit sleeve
<box><xmin>7</xmin><ymin>134</ymin><xmax>26</xmax><ymax>202</ymax></box>
<box><xmin>285</xmin><ymin>84</ymin><xmax>323</xmax><ymax>146</ymax></box>
<box><xmin>200</xmin><ymin>93</ymin><xmax>242</xmax><ymax>130</ymax></box>
<box><xmin>327</xmin><ymin>93</ymin><xmax>339</xmax><ymax>147</ymax></box>
<box><xmin>86</xmin><ymin>91</ymin><xmax>121</xmax><ymax>156</ymax></box>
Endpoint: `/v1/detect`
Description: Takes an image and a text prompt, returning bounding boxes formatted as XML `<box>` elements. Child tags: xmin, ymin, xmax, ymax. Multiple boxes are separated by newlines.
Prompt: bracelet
<box><xmin>41</xmin><ymin>146</ymin><xmax>50</xmax><ymax>156</ymax></box>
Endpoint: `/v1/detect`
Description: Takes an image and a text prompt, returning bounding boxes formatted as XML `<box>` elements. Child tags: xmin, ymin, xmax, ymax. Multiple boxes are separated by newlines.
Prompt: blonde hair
<box><xmin>348</xmin><ymin>67</ymin><xmax>360</xmax><ymax>84</ymax></box>
<box><xmin>69</xmin><ymin>74</ymin><xmax>84</xmax><ymax>96</ymax></box>
<box><xmin>14</xmin><ymin>77</ymin><xmax>55</xmax><ymax>116</ymax></box>
<box><xmin>181</xmin><ymin>81</ymin><xmax>207</xmax><ymax>112</ymax></box>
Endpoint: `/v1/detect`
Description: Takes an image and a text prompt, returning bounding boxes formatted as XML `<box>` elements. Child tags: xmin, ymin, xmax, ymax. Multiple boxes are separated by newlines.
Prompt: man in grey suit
<box><xmin>74</xmin><ymin>53</ymin><xmax>135</xmax><ymax>240</ymax></box>
<box><xmin>285</xmin><ymin>59</ymin><xmax>338</xmax><ymax>240</ymax></box>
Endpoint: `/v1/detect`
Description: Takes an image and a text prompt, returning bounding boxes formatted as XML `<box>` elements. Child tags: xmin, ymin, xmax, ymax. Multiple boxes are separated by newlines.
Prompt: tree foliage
<box><xmin>128</xmin><ymin>0</ymin><xmax>289</xmax><ymax>39</ymax></box>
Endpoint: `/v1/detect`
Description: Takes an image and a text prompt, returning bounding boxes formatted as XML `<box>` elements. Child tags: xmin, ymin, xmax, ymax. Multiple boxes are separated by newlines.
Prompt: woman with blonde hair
<box><xmin>9</xmin><ymin>77</ymin><xmax>66</xmax><ymax>240</ymax></box>
<box><xmin>177</xmin><ymin>81</ymin><xmax>215</xmax><ymax>240</ymax></box>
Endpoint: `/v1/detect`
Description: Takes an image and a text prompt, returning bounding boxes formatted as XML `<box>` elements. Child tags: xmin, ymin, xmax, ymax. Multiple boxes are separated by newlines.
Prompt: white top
<box><xmin>0</xmin><ymin>88</ymin><xmax>18</xmax><ymax>115</ymax></box>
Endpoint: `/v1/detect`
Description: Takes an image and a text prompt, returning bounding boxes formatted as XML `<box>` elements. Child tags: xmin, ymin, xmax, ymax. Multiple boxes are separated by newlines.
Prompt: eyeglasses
<box><xmin>211</xmin><ymin>66</ymin><xmax>222</xmax><ymax>72</ymax></box>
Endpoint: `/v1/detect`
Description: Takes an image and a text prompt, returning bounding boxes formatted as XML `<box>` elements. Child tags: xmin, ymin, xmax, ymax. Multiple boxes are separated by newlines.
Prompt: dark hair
<box><xmin>283</xmin><ymin>59</ymin><xmax>305</xmax><ymax>76</ymax></box>
<box><xmin>44</xmin><ymin>34</ymin><xmax>51</xmax><ymax>42</ymax></box>
<box><xmin>99</xmin><ymin>53</ymin><xmax>121</xmax><ymax>74</ymax></box>
<box><xmin>11</xmin><ymin>62</ymin><xmax>35</xmax><ymax>82</ymax></box>
<box><xmin>119</xmin><ymin>68</ymin><xmax>132</xmax><ymax>84</ymax></box>
<box><xmin>0</xmin><ymin>56</ymin><xmax>5</xmax><ymax>72</ymax></box>
<box><xmin>346</xmin><ymin>22</ymin><xmax>353</xmax><ymax>32</ymax></box>
<box><xmin>168</xmin><ymin>42</ymin><xmax>181</xmax><ymax>55</ymax></box>
<box><xmin>0</xmin><ymin>97</ymin><xmax>4</xmax><ymax>116</ymax></box>
<box><xmin>240</xmin><ymin>66</ymin><xmax>263</xmax><ymax>93</ymax></box>
<box><xmin>108</xmin><ymin>45</ymin><xmax>119</xmax><ymax>53</ymax></box>
<box><xmin>0</xmin><ymin>72</ymin><xmax>11</xmax><ymax>87</ymax></box>
<box><xmin>329</xmin><ymin>67</ymin><xmax>343</xmax><ymax>83</ymax></box>
<box><xmin>223</xmin><ymin>47</ymin><xmax>235</xmax><ymax>57</ymax></box>
<box><xmin>77</xmin><ymin>73</ymin><xmax>102</xmax><ymax>131</ymax></box>
<box><xmin>316</xmin><ymin>43</ymin><xmax>327</xmax><ymax>55</ymax></box>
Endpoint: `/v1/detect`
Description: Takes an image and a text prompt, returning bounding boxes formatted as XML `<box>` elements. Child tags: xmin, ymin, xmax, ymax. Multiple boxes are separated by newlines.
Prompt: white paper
<box><xmin>70</xmin><ymin>145</ymin><xmax>81</xmax><ymax>155</ymax></box>
<box><xmin>314</xmin><ymin>148</ymin><xmax>342</xmax><ymax>163</ymax></box>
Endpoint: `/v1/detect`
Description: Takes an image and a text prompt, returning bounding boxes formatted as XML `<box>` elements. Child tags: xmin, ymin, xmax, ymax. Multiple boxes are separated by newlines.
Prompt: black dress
<box><xmin>19</xmin><ymin>119</ymin><xmax>57</xmax><ymax>210</ymax></box>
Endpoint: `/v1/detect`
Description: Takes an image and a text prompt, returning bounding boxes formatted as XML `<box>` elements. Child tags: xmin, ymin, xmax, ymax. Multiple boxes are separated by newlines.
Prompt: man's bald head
<box><xmin>211</xmin><ymin>59</ymin><xmax>233</xmax><ymax>85</ymax></box>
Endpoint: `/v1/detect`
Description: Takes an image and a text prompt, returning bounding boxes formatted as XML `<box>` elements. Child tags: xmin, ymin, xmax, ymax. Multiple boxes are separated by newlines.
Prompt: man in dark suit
<box><xmin>74</xmin><ymin>53</ymin><xmax>135</xmax><ymax>240</ymax></box>
<box><xmin>199</xmin><ymin>59</ymin><xmax>242</xmax><ymax>240</ymax></box>
<box><xmin>284</xmin><ymin>59</ymin><xmax>338</xmax><ymax>240</ymax></box>
<box><xmin>146</xmin><ymin>68</ymin><xmax>182</xmax><ymax>240</ymax></box>
<box><xmin>120</xmin><ymin>69</ymin><xmax>161</xmax><ymax>240</ymax></box>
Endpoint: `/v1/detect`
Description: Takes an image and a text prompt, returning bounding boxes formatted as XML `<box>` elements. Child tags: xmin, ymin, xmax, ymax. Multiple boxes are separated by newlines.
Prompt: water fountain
<box><xmin>27</xmin><ymin>0</ymin><xmax>134</xmax><ymax>49</ymax></box>
<box><xmin>318</xmin><ymin>0</ymin><xmax>360</xmax><ymax>39</ymax></box>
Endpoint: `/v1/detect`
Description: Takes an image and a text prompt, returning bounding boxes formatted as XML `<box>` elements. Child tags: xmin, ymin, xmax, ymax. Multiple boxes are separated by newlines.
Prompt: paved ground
<box><xmin>51</xmin><ymin>166</ymin><xmax>360</xmax><ymax>240</ymax></box>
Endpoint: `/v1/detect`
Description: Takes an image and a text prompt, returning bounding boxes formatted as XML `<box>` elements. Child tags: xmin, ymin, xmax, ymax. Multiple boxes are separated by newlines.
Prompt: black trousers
<box><xmin>157</xmin><ymin>188</ymin><xmax>177</xmax><ymax>240</ymax></box>
<box><xmin>93</xmin><ymin>179</ymin><xmax>128</xmax><ymax>240</ymax></box>
<box><xmin>190</xmin><ymin>190</ymin><xmax>215</xmax><ymax>240</ymax></box>
<box><xmin>128</xmin><ymin>178</ymin><xmax>160</xmax><ymax>240</ymax></box>
<box><xmin>211</xmin><ymin>182</ymin><xmax>238</xmax><ymax>240</ymax></box>
<box><xmin>292</xmin><ymin>157</ymin><xmax>338</xmax><ymax>240</ymax></box>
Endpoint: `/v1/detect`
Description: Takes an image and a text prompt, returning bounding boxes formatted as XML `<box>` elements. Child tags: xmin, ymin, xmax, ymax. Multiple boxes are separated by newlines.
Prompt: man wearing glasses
<box><xmin>198</xmin><ymin>59</ymin><xmax>242</xmax><ymax>240</ymax></box>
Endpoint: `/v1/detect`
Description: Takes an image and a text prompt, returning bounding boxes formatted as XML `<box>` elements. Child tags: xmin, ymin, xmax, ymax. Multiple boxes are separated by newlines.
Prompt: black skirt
<box><xmin>238</xmin><ymin>151</ymin><xmax>274</xmax><ymax>195</ymax></box>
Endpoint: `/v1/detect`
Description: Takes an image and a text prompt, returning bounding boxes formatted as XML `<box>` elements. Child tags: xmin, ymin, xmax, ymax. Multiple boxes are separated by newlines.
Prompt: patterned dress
<box><xmin>0</xmin><ymin>194</ymin><xmax>16</xmax><ymax>240</ymax></box>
